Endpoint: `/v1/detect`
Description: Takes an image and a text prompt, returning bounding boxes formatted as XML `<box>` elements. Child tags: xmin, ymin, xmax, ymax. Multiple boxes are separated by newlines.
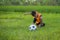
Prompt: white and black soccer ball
<box><xmin>29</xmin><ymin>24</ymin><xmax>37</xmax><ymax>31</ymax></box>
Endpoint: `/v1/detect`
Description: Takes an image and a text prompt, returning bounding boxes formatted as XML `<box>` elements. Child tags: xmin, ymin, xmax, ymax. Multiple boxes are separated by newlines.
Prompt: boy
<box><xmin>31</xmin><ymin>11</ymin><xmax>45</xmax><ymax>27</ymax></box>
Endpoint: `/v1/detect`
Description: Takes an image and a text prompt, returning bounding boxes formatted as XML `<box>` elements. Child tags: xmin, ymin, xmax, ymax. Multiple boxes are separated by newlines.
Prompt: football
<box><xmin>29</xmin><ymin>24</ymin><xmax>37</xmax><ymax>31</ymax></box>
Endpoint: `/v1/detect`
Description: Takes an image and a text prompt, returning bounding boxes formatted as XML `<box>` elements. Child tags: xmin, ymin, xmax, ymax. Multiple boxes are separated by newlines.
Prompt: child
<box><xmin>31</xmin><ymin>11</ymin><xmax>45</xmax><ymax>27</ymax></box>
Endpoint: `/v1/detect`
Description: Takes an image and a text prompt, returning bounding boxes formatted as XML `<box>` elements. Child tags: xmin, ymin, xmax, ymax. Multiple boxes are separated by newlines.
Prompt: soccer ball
<box><xmin>29</xmin><ymin>24</ymin><xmax>37</xmax><ymax>31</ymax></box>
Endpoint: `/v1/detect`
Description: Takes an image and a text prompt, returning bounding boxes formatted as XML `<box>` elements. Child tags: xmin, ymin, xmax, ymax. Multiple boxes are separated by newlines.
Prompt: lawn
<box><xmin>0</xmin><ymin>12</ymin><xmax>60</xmax><ymax>40</ymax></box>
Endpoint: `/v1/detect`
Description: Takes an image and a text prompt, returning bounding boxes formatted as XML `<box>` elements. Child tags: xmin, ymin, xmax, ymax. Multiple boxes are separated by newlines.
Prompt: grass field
<box><xmin>0</xmin><ymin>12</ymin><xmax>60</xmax><ymax>40</ymax></box>
<box><xmin>0</xmin><ymin>6</ymin><xmax>60</xmax><ymax>13</ymax></box>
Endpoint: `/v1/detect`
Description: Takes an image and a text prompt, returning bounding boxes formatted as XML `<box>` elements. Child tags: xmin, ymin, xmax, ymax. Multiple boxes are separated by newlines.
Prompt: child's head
<box><xmin>31</xmin><ymin>11</ymin><xmax>36</xmax><ymax>16</ymax></box>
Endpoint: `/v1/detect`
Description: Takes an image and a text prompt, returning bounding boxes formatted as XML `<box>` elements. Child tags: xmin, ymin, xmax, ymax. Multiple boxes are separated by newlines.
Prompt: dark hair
<box><xmin>31</xmin><ymin>11</ymin><xmax>36</xmax><ymax>16</ymax></box>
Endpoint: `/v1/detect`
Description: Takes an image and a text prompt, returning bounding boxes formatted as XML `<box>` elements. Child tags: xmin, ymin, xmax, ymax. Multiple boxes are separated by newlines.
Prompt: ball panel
<box><xmin>29</xmin><ymin>24</ymin><xmax>37</xmax><ymax>30</ymax></box>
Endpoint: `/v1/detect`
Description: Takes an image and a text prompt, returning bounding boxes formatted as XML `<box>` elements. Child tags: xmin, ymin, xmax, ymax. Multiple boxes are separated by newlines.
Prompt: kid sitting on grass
<box><xmin>31</xmin><ymin>11</ymin><xmax>45</xmax><ymax>27</ymax></box>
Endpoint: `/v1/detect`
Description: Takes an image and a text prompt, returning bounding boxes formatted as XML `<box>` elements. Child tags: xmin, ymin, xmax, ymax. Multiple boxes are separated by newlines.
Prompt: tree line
<box><xmin>0</xmin><ymin>0</ymin><xmax>60</xmax><ymax>6</ymax></box>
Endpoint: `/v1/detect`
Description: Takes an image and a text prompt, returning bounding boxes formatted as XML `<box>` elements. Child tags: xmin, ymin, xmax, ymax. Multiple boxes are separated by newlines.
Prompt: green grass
<box><xmin>0</xmin><ymin>12</ymin><xmax>60</xmax><ymax>40</ymax></box>
<box><xmin>0</xmin><ymin>6</ymin><xmax>60</xmax><ymax>13</ymax></box>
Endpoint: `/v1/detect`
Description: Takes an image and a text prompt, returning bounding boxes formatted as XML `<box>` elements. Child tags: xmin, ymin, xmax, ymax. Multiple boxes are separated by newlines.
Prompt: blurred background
<box><xmin>0</xmin><ymin>0</ymin><xmax>60</xmax><ymax>6</ymax></box>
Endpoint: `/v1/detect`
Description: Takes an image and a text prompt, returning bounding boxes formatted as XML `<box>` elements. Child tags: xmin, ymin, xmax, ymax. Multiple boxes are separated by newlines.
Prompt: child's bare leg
<box><xmin>36</xmin><ymin>24</ymin><xmax>41</xmax><ymax>28</ymax></box>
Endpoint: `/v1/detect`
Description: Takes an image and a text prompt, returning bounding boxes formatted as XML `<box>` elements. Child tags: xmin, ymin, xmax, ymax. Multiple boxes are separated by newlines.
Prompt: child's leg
<box><xmin>36</xmin><ymin>23</ymin><xmax>45</xmax><ymax>27</ymax></box>
<box><xmin>41</xmin><ymin>23</ymin><xmax>45</xmax><ymax>27</ymax></box>
<box><xmin>36</xmin><ymin>23</ymin><xmax>41</xmax><ymax>27</ymax></box>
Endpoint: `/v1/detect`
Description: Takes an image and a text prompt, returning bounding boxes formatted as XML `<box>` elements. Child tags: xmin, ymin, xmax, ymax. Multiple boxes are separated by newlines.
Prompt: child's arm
<box><xmin>32</xmin><ymin>18</ymin><xmax>36</xmax><ymax>24</ymax></box>
<box><xmin>24</xmin><ymin>12</ymin><xmax>31</xmax><ymax>15</ymax></box>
